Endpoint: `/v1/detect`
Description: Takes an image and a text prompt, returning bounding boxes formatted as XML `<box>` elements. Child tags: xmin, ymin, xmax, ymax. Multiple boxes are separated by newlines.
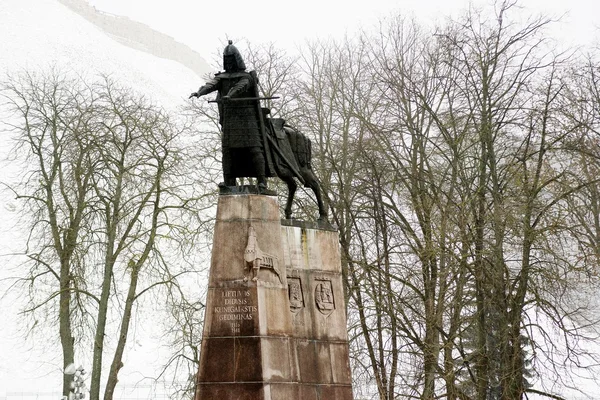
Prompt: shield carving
<box><xmin>288</xmin><ymin>277</ymin><xmax>304</xmax><ymax>313</ymax></box>
<box><xmin>314</xmin><ymin>279</ymin><xmax>335</xmax><ymax>315</ymax></box>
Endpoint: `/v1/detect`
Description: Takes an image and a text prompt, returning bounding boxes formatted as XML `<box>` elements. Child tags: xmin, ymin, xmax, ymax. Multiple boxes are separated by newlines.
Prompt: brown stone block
<box><xmin>312</xmin><ymin>311</ymin><xmax>348</xmax><ymax>342</ymax></box>
<box><xmin>280</xmin><ymin>226</ymin><xmax>342</xmax><ymax>273</ymax></box>
<box><xmin>280</xmin><ymin>226</ymin><xmax>305</xmax><ymax>270</ymax></box>
<box><xmin>247</xmin><ymin>194</ymin><xmax>280</xmax><ymax>221</ymax></box>
<box><xmin>314</xmin><ymin>229</ymin><xmax>342</xmax><ymax>273</ymax></box>
<box><xmin>238</xmin><ymin>313</ymin><xmax>260</xmax><ymax>337</ymax></box>
<box><xmin>288</xmin><ymin>335</ymin><xmax>300</xmax><ymax>382</ymax></box>
<box><xmin>215</xmin><ymin>194</ymin><xmax>249</xmax><ymax>221</ymax></box>
<box><xmin>329</xmin><ymin>342</ymin><xmax>352</xmax><ymax>384</ymax></box>
<box><xmin>299</xmin><ymin>384</ymin><xmax>319</xmax><ymax>400</ymax></box>
<box><xmin>258</xmin><ymin>286</ymin><xmax>293</xmax><ymax>336</ymax></box>
<box><xmin>216</xmin><ymin>194</ymin><xmax>279</xmax><ymax>222</ymax></box>
<box><xmin>302</xmin><ymin>228</ymin><xmax>322</xmax><ymax>270</ymax></box>
<box><xmin>268</xmin><ymin>383</ymin><xmax>300</xmax><ymax>398</ymax></box>
<box><xmin>250</xmin><ymin>221</ymin><xmax>286</xmax><ymax>262</ymax></box>
<box><xmin>280</xmin><ymin>227</ymin><xmax>293</xmax><ymax>269</ymax></box>
<box><xmin>315</xmin><ymin>341</ymin><xmax>333</xmax><ymax>384</ymax></box>
<box><xmin>234</xmin><ymin>337</ymin><xmax>263</xmax><ymax>382</ymax></box>
<box><xmin>289</xmin><ymin>308</ymin><xmax>312</xmax><ymax>339</ymax></box>
<box><xmin>198</xmin><ymin>338</ymin><xmax>235</xmax><ymax>382</ymax></box>
<box><xmin>295</xmin><ymin>339</ymin><xmax>319</xmax><ymax>383</ymax></box>
<box><xmin>197</xmin><ymin>337</ymin><xmax>264</xmax><ymax>384</ymax></box>
<box><xmin>194</xmin><ymin>382</ymin><xmax>264</xmax><ymax>400</ymax></box>
<box><xmin>261</xmin><ymin>337</ymin><xmax>292</xmax><ymax>382</ymax></box>
<box><xmin>210</xmin><ymin>220</ymin><xmax>247</xmax><ymax>283</ymax></box>
<box><xmin>317</xmin><ymin>384</ymin><xmax>354</xmax><ymax>400</ymax></box>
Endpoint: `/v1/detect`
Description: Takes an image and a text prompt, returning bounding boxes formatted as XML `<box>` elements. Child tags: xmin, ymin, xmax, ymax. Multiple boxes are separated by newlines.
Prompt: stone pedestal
<box><xmin>195</xmin><ymin>193</ymin><xmax>352</xmax><ymax>400</ymax></box>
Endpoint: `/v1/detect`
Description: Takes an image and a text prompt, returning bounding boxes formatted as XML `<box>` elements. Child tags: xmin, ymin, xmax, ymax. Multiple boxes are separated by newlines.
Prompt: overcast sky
<box><xmin>86</xmin><ymin>0</ymin><xmax>599</xmax><ymax>63</ymax></box>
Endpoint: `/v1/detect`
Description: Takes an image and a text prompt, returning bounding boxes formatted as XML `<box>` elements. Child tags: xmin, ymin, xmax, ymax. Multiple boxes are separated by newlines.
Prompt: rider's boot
<box><xmin>218</xmin><ymin>175</ymin><xmax>236</xmax><ymax>194</ymax></box>
<box><xmin>257</xmin><ymin>175</ymin><xmax>269</xmax><ymax>195</ymax></box>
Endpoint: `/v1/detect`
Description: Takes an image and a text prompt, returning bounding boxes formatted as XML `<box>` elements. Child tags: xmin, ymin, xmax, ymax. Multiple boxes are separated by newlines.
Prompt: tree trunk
<box><xmin>59</xmin><ymin>259</ymin><xmax>75</xmax><ymax>398</ymax></box>
<box><xmin>103</xmin><ymin>262</ymin><xmax>140</xmax><ymax>400</ymax></box>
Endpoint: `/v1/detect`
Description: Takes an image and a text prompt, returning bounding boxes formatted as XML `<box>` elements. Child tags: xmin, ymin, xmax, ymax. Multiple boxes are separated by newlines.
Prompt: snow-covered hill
<box><xmin>0</xmin><ymin>0</ymin><xmax>210</xmax><ymax>397</ymax></box>
<box><xmin>57</xmin><ymin>0</ymin><xmax>210</xmax><ymax>78</ymax></box>
<box><xmin>0</xmin><ymin>0</ymin><xmax>208</xmax><ymax>108</ymax></box>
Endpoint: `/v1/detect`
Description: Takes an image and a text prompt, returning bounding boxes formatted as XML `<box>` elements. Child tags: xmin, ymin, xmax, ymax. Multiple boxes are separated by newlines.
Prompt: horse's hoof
<box><xmin>258</xmin><ymin>184</ymin><xmax>276</xmax><ymax>196</ymax></box>
<box><xmin>317</xmin><ymin>216</ymin><xmax>336</xmax><ymax>230</ymax></box>
<box><xmin>218</xmin><ymin>183</ymin><xmax>235</xmax><ymax>194</ymax></box>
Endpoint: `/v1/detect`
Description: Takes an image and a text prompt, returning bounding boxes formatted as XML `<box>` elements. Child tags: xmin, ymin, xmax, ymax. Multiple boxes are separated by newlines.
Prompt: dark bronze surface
<box><xmin>189</xmin><ymin>42</ymin><xmax>329</xmax><ymax>220</ymax></box>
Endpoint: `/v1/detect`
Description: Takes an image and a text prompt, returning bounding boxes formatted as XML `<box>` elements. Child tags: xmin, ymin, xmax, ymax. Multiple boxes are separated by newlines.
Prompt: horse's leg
<box><xmin>306</xmin><ymin>176</ymin><xmax>327</xmax><ymax>221</ymax></box>
<box><xmin>284</xmin><ymin>176</ymin><xmax>297</xmax><ymax>219</ymax></box>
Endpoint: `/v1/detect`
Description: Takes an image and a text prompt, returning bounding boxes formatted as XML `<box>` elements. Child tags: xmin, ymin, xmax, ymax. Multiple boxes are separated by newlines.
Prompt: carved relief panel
<box><xmin>314</xmin><ymin>278</ymin><xmax>335</xmax><ymax>316</ymax></box>
<box><xmin>288</xmin><ymin>276</ymin><xmax>304</xmax><ymax>314</ymax></box>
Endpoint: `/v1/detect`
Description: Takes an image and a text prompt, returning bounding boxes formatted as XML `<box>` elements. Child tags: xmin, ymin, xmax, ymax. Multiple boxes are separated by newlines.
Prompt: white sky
<box><xmin>86</xmin><ymin>0</ymin><xmax>599</xmax><ymax>63</ymax></box>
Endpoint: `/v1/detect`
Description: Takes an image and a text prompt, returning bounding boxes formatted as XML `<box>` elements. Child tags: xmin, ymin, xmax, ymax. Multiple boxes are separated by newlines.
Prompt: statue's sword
<box><xmin>207</xmin><ymin>96</ymin><xmax>279</xmax><ymax>103</ymax></box>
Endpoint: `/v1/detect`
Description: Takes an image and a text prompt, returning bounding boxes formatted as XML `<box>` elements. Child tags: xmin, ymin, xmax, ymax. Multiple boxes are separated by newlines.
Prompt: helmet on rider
<box><xmin>223</xmin><ymin>40</ymin><xmax>246</xmax><ymax>72</ymax></box>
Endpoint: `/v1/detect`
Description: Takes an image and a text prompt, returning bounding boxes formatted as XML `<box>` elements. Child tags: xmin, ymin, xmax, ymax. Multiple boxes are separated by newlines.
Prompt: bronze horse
<box><xmin>263</xmin><ymin>115</ymin><xmax>328</xmax><ymax>222</ymax></box>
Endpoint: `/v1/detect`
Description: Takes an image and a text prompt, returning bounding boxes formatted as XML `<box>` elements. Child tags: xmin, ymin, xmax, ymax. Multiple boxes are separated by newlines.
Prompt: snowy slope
<box><xmin>0</xmin><ymin>0</ymin><xmax>208</xmax><ymax>108</ymax></box>
<box><xmin>57</xmin><ymin>0</ymin><xmax>211</xmax><ymax>78</ymax></box>
<box><xmin>0</xmin><ymin>0</ymin><xmax>209</xmax><ymax>396</ymax></box>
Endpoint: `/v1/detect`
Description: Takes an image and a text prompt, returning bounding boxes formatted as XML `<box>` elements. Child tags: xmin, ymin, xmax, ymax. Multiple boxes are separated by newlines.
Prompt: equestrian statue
<box><xmin>189</xmin><ymin>41</ymin><xmax>327</xmax><ymax>222</ymax></box>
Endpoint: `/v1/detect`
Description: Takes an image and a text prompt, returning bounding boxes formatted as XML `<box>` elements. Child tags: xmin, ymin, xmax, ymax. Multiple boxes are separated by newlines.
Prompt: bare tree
<box><xmin>2</xmin><ymin>70</ymin><xmax>98</xmax><ymax>397</ymax></box>
<box><xmin>2</xmin><ymin>70</ymin><xmax>209</xmax><ymax>400</ymax></box>
<box><xmin>289</xmin><ymin>3</ymin><xmax>600</xmax><ymax>399</ymax></box>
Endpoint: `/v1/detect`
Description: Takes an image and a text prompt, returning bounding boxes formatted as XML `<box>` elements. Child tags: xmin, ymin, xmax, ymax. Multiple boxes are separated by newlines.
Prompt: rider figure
<box><xmin>190</xmin><ymin>41</ymin><xmax>268</xmax><ymax>192</ymax></box>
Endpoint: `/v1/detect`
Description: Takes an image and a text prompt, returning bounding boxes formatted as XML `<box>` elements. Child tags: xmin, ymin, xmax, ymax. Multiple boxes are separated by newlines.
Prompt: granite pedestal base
<box><xmin>195</xmin><ymin>193</ymin><xmax>352</xmax><ymax>400</ymax></box>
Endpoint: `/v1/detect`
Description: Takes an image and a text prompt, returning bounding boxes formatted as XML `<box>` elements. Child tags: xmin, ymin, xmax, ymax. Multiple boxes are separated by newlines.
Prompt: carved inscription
<box><xmin>314</xmin><ymin>278</ymin><xmax>335</xmax><ymax>316</ymax></box>
<box><xmin>214</xmin><ymin>289</ymin><xmax>257</xmax><ymax>335</ymax></box>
